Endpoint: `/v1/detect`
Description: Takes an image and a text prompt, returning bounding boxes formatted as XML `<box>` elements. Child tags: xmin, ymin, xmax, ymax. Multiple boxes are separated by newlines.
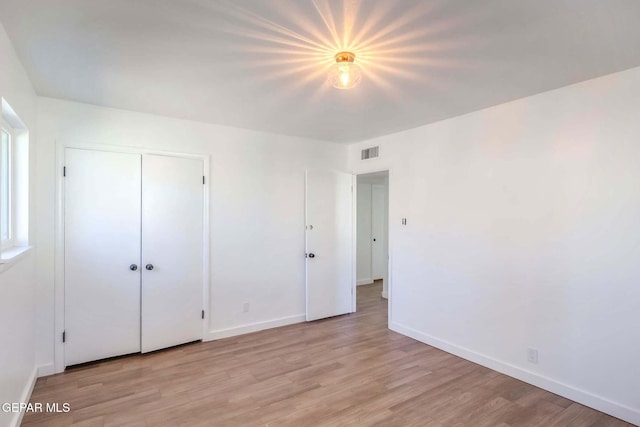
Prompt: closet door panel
<box><xmin>65</xmin><ymin>148</ymin><xmax>142</xmax><ymax>366</ymax></box>
<box><xmin>141</xmin><ymin>155</ymin><xmax>204</xmax><ymax>352</ymax></box>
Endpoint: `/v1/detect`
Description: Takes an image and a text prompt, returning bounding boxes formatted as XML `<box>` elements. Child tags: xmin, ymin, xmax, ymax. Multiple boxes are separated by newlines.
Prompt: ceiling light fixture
<box><xmin>328</xmin><ymin>51</ymin><xmax>362</xmax><ymax>90</ymax></box>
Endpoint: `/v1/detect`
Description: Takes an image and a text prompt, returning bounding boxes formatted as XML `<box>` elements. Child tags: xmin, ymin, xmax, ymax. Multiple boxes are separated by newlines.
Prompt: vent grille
<box><xmin>361</xmin><ymin>146</ymin><xmax>379</xmax><ymax>160</ymax></box>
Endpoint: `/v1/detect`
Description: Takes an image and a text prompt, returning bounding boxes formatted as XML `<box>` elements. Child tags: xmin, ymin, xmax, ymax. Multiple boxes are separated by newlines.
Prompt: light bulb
<box><xmin>328</xmin><ymin>52</ymin><xmax>362</xmax><ymax>90</ymax></box>
<box><xmin>340</xmin><ymin>68</ymin><xmax>350</xmax><ymax>86</ymax></box>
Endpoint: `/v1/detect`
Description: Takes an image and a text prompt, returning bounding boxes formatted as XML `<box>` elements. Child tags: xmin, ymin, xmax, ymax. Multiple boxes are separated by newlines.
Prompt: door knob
<box><xmin>308</xmin><ymin>253</ymin><xmax>315</xmax><ymax>258</ymax></box>
<box><xmin>373</xmin><ymin>238</ymin><xmax>376</xmax><ymax>242</ymax></box>
<box><xmin>145</xmin><ymin>264</ymin><xmax>154</xmax><ymax>271</ymax></box>
<box><xmin>129</xmin><ymin>264</ymin><xmax>138</xmax><ymax>271</ymax></box>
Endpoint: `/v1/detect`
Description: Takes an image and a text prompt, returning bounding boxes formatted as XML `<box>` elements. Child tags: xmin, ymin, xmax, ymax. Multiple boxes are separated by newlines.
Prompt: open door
<box><xmin>305</xmin><ymin>170</ymin><xmax>354</xmax><ymax>321</ymax></box>
<box><xmin>371</xmin><ymin>184</ymin><xmax>387</xmax><ymax>280</ymax></box>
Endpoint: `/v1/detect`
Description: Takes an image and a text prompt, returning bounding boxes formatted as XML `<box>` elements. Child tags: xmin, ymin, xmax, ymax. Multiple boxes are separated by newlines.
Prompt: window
<box><xmin>0</xmin><ymin>120</ymin><xmax>13</xmax><ymax>250</ymax></box>
<box><xmin>0</xmin><ymin>98</ymin><xmax>29</xmax><ymax>268</ymax></box>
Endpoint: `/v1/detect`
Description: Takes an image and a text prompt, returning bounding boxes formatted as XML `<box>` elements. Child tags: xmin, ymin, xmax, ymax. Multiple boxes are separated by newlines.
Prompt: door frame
<box><xmin>353</xmin><ymin>169</ymin><xmax>391</xmax><ymax>320</ymax></box>
<box><xmin>53</xmin><ymin>141</ymin><xmax>211</xmax><ymax>374</ymax></box>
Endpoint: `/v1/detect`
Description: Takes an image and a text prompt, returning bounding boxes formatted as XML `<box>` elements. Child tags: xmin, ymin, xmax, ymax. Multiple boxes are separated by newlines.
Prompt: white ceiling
<box><xmin>1</xmin><ymin>0</ymin><xmax>640</xmax><ymax>143</ymax></box>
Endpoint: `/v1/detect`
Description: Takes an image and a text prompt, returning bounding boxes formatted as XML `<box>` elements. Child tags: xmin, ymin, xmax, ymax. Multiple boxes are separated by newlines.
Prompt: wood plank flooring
<box><xmin>24</xmin><ymin>282</ymin><xmax>632</xmax><ymax>426</ymax></box>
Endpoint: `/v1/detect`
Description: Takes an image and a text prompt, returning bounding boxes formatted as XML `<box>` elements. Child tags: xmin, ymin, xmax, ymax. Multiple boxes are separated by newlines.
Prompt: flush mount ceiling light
<box><xmin>328</xmin><ymin>51</ymin><xmax>362</xmax><ymax>90</ymax></box>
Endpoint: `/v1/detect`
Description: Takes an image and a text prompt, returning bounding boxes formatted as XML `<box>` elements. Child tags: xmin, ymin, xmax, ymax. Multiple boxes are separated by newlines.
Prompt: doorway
<box><xmin>356</xmin><ymin>171</ymin><xmax>389</xmax><ymax>304</ymax></box>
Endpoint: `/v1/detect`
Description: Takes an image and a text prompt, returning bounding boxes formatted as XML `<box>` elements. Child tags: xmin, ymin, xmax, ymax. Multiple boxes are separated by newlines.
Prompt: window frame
<box><xmin>0</xmin><ymin>118</ymin><xmax>15</xmax><ymax>251</ymax></box>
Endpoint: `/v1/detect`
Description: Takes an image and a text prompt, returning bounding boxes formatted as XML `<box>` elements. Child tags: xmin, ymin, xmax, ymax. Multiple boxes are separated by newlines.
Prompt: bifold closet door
<box><xmin>65</xmin><ymin>149</ymin><xmax>142</xmax><ymax>366</ymax></box>
<box><xmin>141</xmin><ymin>155</ymin><xmax>204</xmax><ymax>353</ymax></box>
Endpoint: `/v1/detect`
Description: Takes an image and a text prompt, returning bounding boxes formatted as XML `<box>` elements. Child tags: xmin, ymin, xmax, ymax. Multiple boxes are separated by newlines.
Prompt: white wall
<box><xmin>0</xmin><ymin>22</ymin><xmax>38</xmax><ymax>427</ymax></box>
<box><xmin>35</xmin><ymin>97</ymin><xmax>348</xmax><ymax>372</ymax></box>
<box><xmin>349</xmin><ymin>66</ymin><xmax>640</xmax><ymax>425</ymax></box>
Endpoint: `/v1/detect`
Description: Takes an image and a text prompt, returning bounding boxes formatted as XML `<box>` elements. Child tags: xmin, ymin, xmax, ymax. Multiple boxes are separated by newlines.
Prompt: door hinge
<box><xmin>203</xmin><ymin>176</ymin><xmax>205</xmax><ymax>185</ymax></box>
<box><xmin>201</xmin><ymin>310</ymin><xmax>205</xmax><ymax>319</ymax></box>
<box><xmin>63</xmin><ymin>166</ymin><xmax>66</xmax><ymax>177</ymax></box>
<box><xmin>62</xmin><ymin>331</ymin><xmax>66</xmax><ymax>343</ymax></box>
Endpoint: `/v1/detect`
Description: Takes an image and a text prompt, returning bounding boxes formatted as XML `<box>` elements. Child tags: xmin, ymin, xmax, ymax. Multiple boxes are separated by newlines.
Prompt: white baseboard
<box><xmin>37</xmin><ymin>363</ymin><xmax>55</xmax><ymax>378</ymax></box>
<box><xmin>10</xmin><ymin>367</ymin><xmax>37</xmax><ymax>427</ymax></box>
<box><xmin>357</xmin><ymin>279</ymin><xmax>373</xmax><ymax>286</ymax></box>
<box><xmin>206</xmin><ymin>314</ymin><xmax>306</xmax><ymax>341</ymax></box>
<box><xmin>389</xmin><ymin>321</ymin><xmax>640</xmax><ymax>426</ymax></box>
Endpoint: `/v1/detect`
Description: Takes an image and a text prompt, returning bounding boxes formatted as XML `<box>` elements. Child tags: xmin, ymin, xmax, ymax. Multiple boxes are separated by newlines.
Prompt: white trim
<box><xmin>37</xmin><ymin>363</ymin><xmax>56</xmax><ymax>378</ymax></box>
<box><xmin>0</xmin><ymin>245</ymin><xmax>32</xmax><ymax>273</ymax></box>
<box><xmin>53</xmin><ymin>142</ymin><xmax>65</xmax><ymax>373</ymax></box>
<box><xmin>0</xmin><ymin>121</ymin><xmax>15</xmax><ymax>251</ymax></box>
<box><xmin>357</xmin><ymin>278</ymin><xmax>374</xmax><ymax>286</ymax></box>
<box><xmin>381</xmin><ymin>290</ymin><xmax>388</xmax><ymax>299</ymax></box>
<box><xmin>389</xmin><ymin>321</ymin><xmax>640</xmax><ymax>426</ymax></box>
<box><xmin>53</xmin><ymin>140</ymin><xmax>211</xmax><ymax>373</ymax></box>
<box><xmin>304</xmin><ymin>170</ymin><xmax>309</xmax><ymax>318</ymax></box>
<box><xmin>351</xmin><ymin>173</ymin><xmax>357</xmax><ymax>313</ymax></box>
<box><xmin>386</xmin><ymin>169</ymin><xmax>393</xmax><ymax>324</ymax></box>
<box><xmin>1</xmin><ymin>98</ymin><xmax>28</xmax><ymax>130</ymax></box>
<box><xmin>205</xmin><ymin>314</ymin><xmax>305</xmax><ymax>341</ymax></box>
<box><xmin>9</xmin><ymin>367</ymin><xmax>37</xmax><ymax>427</ymax></box>
<box><xmin>201</xmin><ymin>156</ymin><xmax>211</xmax><ymax>343</ymax></box>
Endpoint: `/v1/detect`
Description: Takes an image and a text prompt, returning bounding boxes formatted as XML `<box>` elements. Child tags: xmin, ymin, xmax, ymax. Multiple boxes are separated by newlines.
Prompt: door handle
<box><xmin>145</xmin><ymin>264</ymin><xmax>154</xmax><ymax>271</ymax></box>
<box><xmin>308</xmin><ymin>253</ymin><xmax>315</xmax><ymax>258</ymax></box>
<box><xmin>129</xmin><ymin>264</ymin><xmax>138</xmax><ymax>271</ymax></box>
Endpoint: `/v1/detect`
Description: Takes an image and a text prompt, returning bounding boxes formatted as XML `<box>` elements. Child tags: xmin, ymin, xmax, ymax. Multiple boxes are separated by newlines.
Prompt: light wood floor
<box><xmin>25</xmin><ymin>281</ymin><xmax>632</xmax><ymax>427</ymax></box>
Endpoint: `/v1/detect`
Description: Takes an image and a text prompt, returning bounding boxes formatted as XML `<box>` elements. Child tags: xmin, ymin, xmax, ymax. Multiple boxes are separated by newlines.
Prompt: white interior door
<box><xmin>371</xmin><ymin>184</ymin><xmax>386</xmax><ymax>280</ymax></box>
<box><xmin>141</xmin><ymin>155</ymin><xmax>204</xmax><ymax>353</ymax></box>
<box><xmin>305</xmin><ymin>170</ymin><xmax>353</xmax><ymax>321</ymax></box>
<box><xmin>65</xmin><ymin>148</ymin><xmax>141</xmax><ymax>366</ymax></box>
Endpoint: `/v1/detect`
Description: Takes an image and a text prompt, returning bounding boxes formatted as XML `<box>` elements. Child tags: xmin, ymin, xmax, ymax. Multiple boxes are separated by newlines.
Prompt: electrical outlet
<box><xmin>242</xmin><ymin>302</ymin><xmax>250</xmax><ymax>313</ymax></box>
<box><xmin>527</xmin><ymin>348</ymin><xmax>538</xmax><ymax>364</ymax></box>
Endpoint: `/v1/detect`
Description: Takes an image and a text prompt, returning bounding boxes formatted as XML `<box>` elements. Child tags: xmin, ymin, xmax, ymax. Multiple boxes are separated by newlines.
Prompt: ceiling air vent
<box><xmin>361</xmin><ymin>146</ymin><xmax>379</xmax><ymax>160</ymax></box>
